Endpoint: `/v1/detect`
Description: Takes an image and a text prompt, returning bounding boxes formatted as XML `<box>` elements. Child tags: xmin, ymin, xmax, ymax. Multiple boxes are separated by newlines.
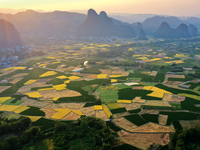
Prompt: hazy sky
<box><xmin>0</xmin><ymin>0</ymin><xmax>199</xmax><ymax>16</ymax></box>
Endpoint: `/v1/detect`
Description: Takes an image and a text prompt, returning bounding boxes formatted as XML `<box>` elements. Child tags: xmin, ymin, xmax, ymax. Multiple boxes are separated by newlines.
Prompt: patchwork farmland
<box><xmin>1</xmin><ymin>40</ymin><xmax>200</xmax><ymax>149</ymax></box>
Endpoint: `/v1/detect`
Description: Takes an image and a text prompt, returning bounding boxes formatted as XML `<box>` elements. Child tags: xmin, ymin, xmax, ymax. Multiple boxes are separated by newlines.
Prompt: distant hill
<box><xmin>0</xmin><ymin>10</ymin><xmax>86</xmax><ymax>41</ymax></box>
<box><xmin>0</xmin><ymin>19</ymin><xmax>22</xmax><ymax>49</ymax></box>
<box><xmin>142</xmin><ymin>16</ymin><xmax>185</xmax><ymax>34</ymax></box>
<box><xmin>76</xmin><ymin>9</ymin><xmax>136</xmax><ymax>38</ymax></box>
<box><xmin>154</xmin><ymin>22</ymin><xmax>196</xmax><ymax>39</ymax></box>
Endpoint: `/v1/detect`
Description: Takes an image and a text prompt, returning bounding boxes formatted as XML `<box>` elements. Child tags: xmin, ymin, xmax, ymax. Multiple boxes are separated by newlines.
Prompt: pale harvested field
<box><xmin>81</xmin><ymin>106</ymin><xmax>95</xmax><ymax>117</ymax></box>
<box><xmin>171</xmin><ymin>94</ymin><xmax>185</xmax><ymax>102</ymax></box>
<box><xmin>56</xmin><ymin>67</ymin><xmax>69</xmax><ymax>72</ymax></box>
<box><xmin>113</xmin><ymin>112</ymin><xmax>130</xmax><ymax>118</ymax></box>
<box><xmin>169</xmin><ymin>124</ymin><xmax>176</xmax><ymax>132</ymax></box>
<box><xmin>12</xmin><ymin>73</ymin><xmax>27</xmax><ymax>78</ymax></box>
<box><xmin>58</xmin><ymin>89</ymin><xmax>81</xmax><ymax>97</ymax></box>
<box><xmin>139</xmin><ymin>109</ymin><xmax>159</xmax><ymax>115</ymax></box>
<box><xmin>0</xmin><ymin>86</ymin><xmax>11</xmax><ymax>93</ymax></box>
<box><xmin>163</xmin><ymin>81</ymin><xmax>183</xmax><ymax>85</ymax></box>
<box><xmin>58</xmin><ymin>103</ymin><xmax>85</xmax><ymax>109</ymax></box>
<box><xmin>119</xmin><ymin>103</ymin><xmax>138</xmax><ymax>111</ymax></box>
<box><xmin>18</xmin><ymin>85</ymin><xmax>32</xmax><ymax>93</ymax></box>
<box><xmin>132</xmin><ymin>86</ymin><xmax>144</xmax><ymax>90</ymax></box>
<box><xmin>112</xmin><ymin>118</ymin><xmax>137</xmax><ymax>132</ymax></box>
<box><xmin>191</xmin><ymin>80</ymin><xmax>200</xmax><ymax>83</ymax></box>
<box><xmin>132</xmin><ymin>97</ymin><xmax>146</xmax><ymax>103</ymax></box>
<box><xmin>165</xmin><ymin>74</ymin><xmax>185</xmax><ymax>79</ymax></box>
<box><xmin>0</xmin><ymin>69</ymin><xmax>16</xmax><ymax>77</ymax></box>
<box><xmin>65</xmin><ymin>66</ymin><xmax>76</xmax><ymax>71</ymax></box>
<box><xmin>62</xmin><ymin>111</ymin><xmax>80</xmax><ymax>120</ymax></box>
<box><xmin>10</xmin><ymin>78</ymin><xmax>23</xmax><ymax>84</ymax></box>
<box><xmin>87</xmin><ymin>74</ymin><xmax>98</xmax><ymax>79</ymax></box>
<box><xmin>163</xmin><ymin>93</ymin><xmax>173</xmax><ymax>101</ymax></box>
<box><xmin>99</xmin><ymin>69</ymin><xmax>112</xmax><ymax>74</ymax></box>
<box><xmin>95</xmin><ymin>110</ymin><xmax>108</xmax><ymax>120</ymax></box>
<box><xmin>149</xmin><ymin>71</ymin><xmax>158</xmax><ymax>76</ymax></box>
<box><xmin>180</xmin><ymin>120</ymin><xmax>200</xmax><ymax>130</ymax></box>
<box><xmin>40</xmin><ymin>89</ymin><xmax>62</xmax><ymax>99</ymax></box>
<box><xmin>40</xmin><ymin>108</ymin><xmax>57</xmax><ymax>118</ymax></box>
<box><xmin>131</xmin><ymin>122</ymin><xmax>171</xmax><ymax>133</ymax></box>
<box><xmin>159</xmin><ymin>115</ymin><xmax>168</xmax><ymax>125</ymax></box>
<box><xmin>131</xmin><ymin>102</ymin><xmax>143</xmax><ymax>109</ymax></box>
<box><xmin>111</xmin><ymin>70</ymin><xmax>129</xmax><ymax>76</ymax></box>
<box><xmin>118</xmin><ymin>131</ymin><xmax>153</xmax><ymax>150</ymax></box>
<box><xmin>144</xmin><ymin>100</ymin><xmax>172</xmax><ymax>107</ymax></box>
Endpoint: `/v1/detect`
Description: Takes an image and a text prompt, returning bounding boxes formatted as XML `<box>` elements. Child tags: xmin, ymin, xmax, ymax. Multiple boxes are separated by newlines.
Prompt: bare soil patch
<box><xmin>12</xmin><ymin>73</ymin><xmax>27</xmax><ymax>78</ymax></box>
<box><xmin>99</xmin><ymin>69</ymin><xmax>112</xmax><ymax>74</ymax></box>
<box><xmin>163</xmin><ymin>93</ymin><xmax>173</xmax><ymax>101</ymax></box>
<box><xmin>118</xmin><ymin>130</ymin><xmax>170</xmax><ymax>148</ymax></box>
<box><xmin>58</xmin><ymin>103</ymin><xmax>85</xmax><ymax>109</ymax></box>
<box><xmin>132</xmin><ymin>86</ymin><xmax>144</xmax><ymax>90</ymax></box>
<box><xmin>180</xmin><ymin>120</ymin><xmax>200</xmax><ymax>130</ymax></box>
<box><xmin>144</xmin><ymin>100</ymin><xmax>172</xmax><ymax>107</ymax></box>
<box><xmin>95</xmin><ymin>110</ymin><xmax>108</xmax><ymax>120</ymax></box>
<box><xmin>40</xmin><ymin>108</ymin><xmax>57</xmax><ymax>118</ymax></box>
<box><xmin>0</xmin><ymin>86</ymin><xmax>11</xmax><ymax>93</ymax></box>
<box><xmin>132</xmin><ymin>97</ymin><xmax>146</xmax><ymax>103</ymax></box>
<box><xmin>159</xmin><ymin>115</ymin><xmax>168</xmax><ymax>125</ymax></box>
<box><xmin>171</xmin><ymin>94</ymin><xmax>185</xmax><ymax>102</ymax></box>
<box><xmin>80</xmin><ymin>106</ymin><xmax>95</xmax><ymax>117</ymax></box>
<box><xmin>149</xmin><ymin>71</ymin><xmax>158</xmax><ymax>76</ymax></box>
<box><xmin>58</xmin><ymin>89</ymin><xmax>81</xmax><ymax>97</ymax></box>
<box><xmin>131</xmin><ymin>122</ymin><xmax>171</xmax><ymax>133</ymax></box>
<box><xmin>10</xmin><ymin>78</ymin><xmax>23</xmax><ymax>84</ymax></box>
<box><xmin>62</xmin><ymin>111</ymin><xmax>80</xmax><ymax>120</ymax></box>
<box><xmin>40</xmin><ymin>89</ymin><xmax>62</xmax><ymax>99</ymax></box>
<box><xmin>165</xmin><ymin>74</ymin><xmax>185</xmax><ymax>79</ymax></box>
<box><xmin>112</xmin><ymin>118</ymin><xmax>137</xmax><ymax>132</ymax></box>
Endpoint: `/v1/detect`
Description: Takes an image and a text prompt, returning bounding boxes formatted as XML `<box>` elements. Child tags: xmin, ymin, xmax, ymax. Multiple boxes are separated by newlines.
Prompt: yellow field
<box><xmin>0</xmin><ymin>105</ymin><xmax>21</xmax><ymax>111</ymax></box>
<box><xmin>94</xmin><ymin>105</ymin><xmax>103</xmax><ymax>110</ymax></box>
<box><xmin>111</xmin><ymin>79</ymin><xmax>117</xmax><ymax>83</ymax></box>
<box><xmin>151</xmin><ymin>58</ymin><xmax>162</xmax><ymax>61</ymax></box>
<box><xmin>138</xmin><ymin>57</ymin><xmax>148</xmax><ymax>60</ymax></box>
<box><xmin>64</xmin><ymin>80</ymin><xmax>71</xmax><ymax>84</ymax></box>
<box><xmin>52</xmin><ymin>97</ymin><xmax>60</xmax><ymax>101</ymax></box>
<box><xmin>97</xmin><ymin>74</ymin><xmax>108</xmax><ymax>78</ymax></box>
<box><xmin>25</xmin><ymin>92</ymin><xmax>43</xmax><ymax>98</ymax></box>
<box><xmin>53</xmin><ymin>84</ymin><xmax>67</xmax><ymax>91</ymax></box>
<box><xmin>146</xmin><ymin>87</ymin><xmax>172</xmax><ymax>98</ymax></box>
<box><xmin>51</xmin><ymin>108</ymin><xmax>71</xmax><ymax>119</ymax></box>
<box><xmin>46</xmin><ymin>56</ymin><xmax>56</xmax><ymax>59</ymax></box>
<box><xmin>68</xmin><ymin>76</ymin><xmax>81</xmax><ymax>80</ymax></box>
<box><xmin>133</xmin><ymin>55</ymin><xmax>141</xmax><ymax>57</ymax></box>
<box><xmin>0</xmin><ymin>97</ymin><xmax>11</xmax><ymax>103</ymax></box>
<box><xmin>38</xmin><ymin>88</ymin><xmax>54</xmax><ymax>91</ymax></box>
<box><xmin>56</xmin><ymin>75</ymin><xmax>68</xmax><ymax>79</ymax></box>
<box><xmin>143</xmin><ymin>86</ymin><xmax>153</xmax><ymax>90</ymax></box>
<box><xmin>107</xmin><ymin>103</ymin><xmax>123</xmax><ymax>110</ymax></box>
<box><xmin>39</xmin><ymin>64</ymin><xmax>47</xmax><ymax>67</ymax></box>
<box><xmin>52</xmin><ymin>61</ymin><xmax>60</xmax><ymax>64</ymax></box>
<box><xmin>166</xmin><ymin>60</ymin><xmax>184</xmax><ymax>64</ymax></box>
<box><xmin>102</xmin><ymin>104</ymin><xmax>112</xmax><ymax>118</ymax></box>
<box><xmin>164</xmin><ymin>57</ymin><xmax>171</xmax><ymax>59</ymax></box>
<box><xmin>39</xmin><ymin>71</ymin><xmax>57</xmax><ymax>77</ymax></box>
<box><xmin>13</xmin><ymin>106</ymin><xmax>30</xmax><ymax>113</ymax></box>
<box><xmin>28</xmin><ymin>116</ymin><xmax>41</xmax><ymax>122</ymax></box>
<box><xmin>2</xmin><ymin>67</ymin><xmax>27</xmax><ymax>71</ymax></box>
<box><xmin>72</xmin><ymin>110</ymin><xmax>84</xmax><ymax>115</ymax></box>
<box><xmin>110</xmin><ymin>75</ymin><xmax>122</xmax><ymax>78</ymax></box>
<box><xmin>117</xmin><ymin>100</ymin><xmax>132</xmax><ymax>104</ymax></box>
<box><xmin>24</xmin><ymin>79</ymin><xmax>37</xmax><ymax>85</ymax></box>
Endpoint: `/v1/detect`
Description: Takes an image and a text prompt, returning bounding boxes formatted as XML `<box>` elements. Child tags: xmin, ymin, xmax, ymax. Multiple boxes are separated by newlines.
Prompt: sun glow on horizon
<box><xmin>0</xmin><ymin>0</ymin><xmax>199</xmax><ymax>16</ymax></box>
